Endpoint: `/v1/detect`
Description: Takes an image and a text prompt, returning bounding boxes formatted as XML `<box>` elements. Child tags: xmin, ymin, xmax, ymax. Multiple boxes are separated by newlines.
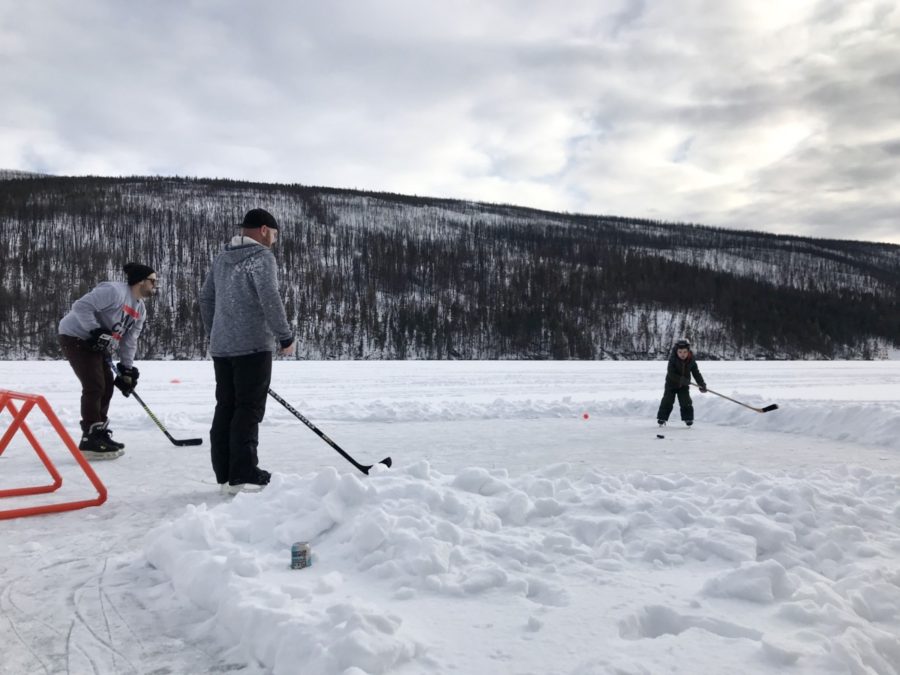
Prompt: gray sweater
<box><xmin>199</xmin><ymin>237</ymin><xmax>294</xmax><ymax>357</ymax></box>
<box><xmin>58</xmin><ymin>281</ymin><xmax>147</xmax><ymax>367</ymax></box>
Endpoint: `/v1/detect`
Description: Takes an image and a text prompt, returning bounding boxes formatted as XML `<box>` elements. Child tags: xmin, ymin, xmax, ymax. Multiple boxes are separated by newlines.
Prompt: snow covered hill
<box><xmin>1</xmin><ymin>174</ymin><xmax>898</xmax><ymax>360</ymax></box>
<box><xmin>1</xmin><ymin>360</ymin><xmax>898</xmax><ymax>674</ymax></box>
<box><xmin>0</xmin><ymin>169</ymin><xmax>48</xmax><ymax>180</ymax></box>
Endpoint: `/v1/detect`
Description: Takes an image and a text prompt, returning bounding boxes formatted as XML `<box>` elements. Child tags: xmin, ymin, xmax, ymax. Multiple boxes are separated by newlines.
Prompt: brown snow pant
<box><xmin>59</xmin><ymin>334</ymin><xmax>114</xmax><ymax>435</ymax></box>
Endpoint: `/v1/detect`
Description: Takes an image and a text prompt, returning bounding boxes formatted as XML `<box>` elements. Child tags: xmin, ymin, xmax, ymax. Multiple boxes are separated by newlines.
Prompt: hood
<box><xmin>220</xmin><ymin>236</ymin><xmax>268</xmax><ymax>266</ymax></box>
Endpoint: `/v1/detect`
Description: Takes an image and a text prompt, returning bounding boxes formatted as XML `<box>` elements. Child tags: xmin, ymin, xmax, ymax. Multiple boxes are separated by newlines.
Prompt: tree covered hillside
<box><xmin>0</xmin><ymin>175</ymin><xmax>897</xmax><ymax>360</ymax></box>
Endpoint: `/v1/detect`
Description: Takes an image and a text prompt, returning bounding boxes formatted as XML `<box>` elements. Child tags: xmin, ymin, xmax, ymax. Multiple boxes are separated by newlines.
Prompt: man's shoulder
<box><xmin>94</xmin><ymin>281</ymin><xmax>128</xmax><ymax>297</ymax></box>
<box><xmin>244</xmin><ymin>246</ymin><xmax>276</xmax><ymax>267</ymax></box>
<box><xmin>95</xmin><ymin>280</ymin><xmax>127</xmax><ymax>290</ymax></box>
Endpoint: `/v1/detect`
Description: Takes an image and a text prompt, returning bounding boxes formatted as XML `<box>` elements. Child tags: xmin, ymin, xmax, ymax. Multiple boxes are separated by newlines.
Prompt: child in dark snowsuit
<box><xmin>656</xmin><ymin>339</ymin><xmax>707</xmax><ymax>426</ymax></box>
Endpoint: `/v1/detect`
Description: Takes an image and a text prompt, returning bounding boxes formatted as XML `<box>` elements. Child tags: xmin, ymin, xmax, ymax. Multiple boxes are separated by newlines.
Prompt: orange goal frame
<box><xmin>0</xmin><ymin>389</ymin><xmax>107</xmax><ymax>520</ymax></box>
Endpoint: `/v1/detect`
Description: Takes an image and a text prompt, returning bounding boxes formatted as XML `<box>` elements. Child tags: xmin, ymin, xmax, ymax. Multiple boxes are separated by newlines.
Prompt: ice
<box><xmin>1</xmin><ymin>360</ymin><xmax>899</xmax><ymax>674</ymax></box>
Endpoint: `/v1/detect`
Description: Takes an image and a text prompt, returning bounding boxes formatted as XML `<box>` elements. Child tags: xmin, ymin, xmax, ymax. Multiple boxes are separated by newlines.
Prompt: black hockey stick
<box><xmin>128</xmin><ymin>390</ymin><xmax>204</xmax><ymax>446</ymax></box>
<box><xmin>108</xmin><ymin>363</ymin><xmax>203</xmax><ymax>446</ymax></box>
<box><xmin>268</xmin><ymin>388</ymin><xmax>392</xmax><ymax>475</ymax></box>
<box><xmin>690</xmin><ymin>383</ymin><xmax>778</xmax><ymax>413</ymax></box>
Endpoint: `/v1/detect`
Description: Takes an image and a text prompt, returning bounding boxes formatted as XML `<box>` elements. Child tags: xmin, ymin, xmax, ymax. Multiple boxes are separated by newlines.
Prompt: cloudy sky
<box><xmin>2</xmin><ymin>1</ymin><xmax>898</xmax><ymax>244</ymax></box>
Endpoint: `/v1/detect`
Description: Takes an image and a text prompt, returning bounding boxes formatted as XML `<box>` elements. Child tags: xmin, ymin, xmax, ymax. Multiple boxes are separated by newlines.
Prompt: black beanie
<box><xmin>241</xmin><ymin>208</ymin><xmax>279</xmax><ymax>230</ymax></box>
<box><xmin>123</xmin><ymin>262</ymin><xmax>155</xmax><ymax>285</ymax></box>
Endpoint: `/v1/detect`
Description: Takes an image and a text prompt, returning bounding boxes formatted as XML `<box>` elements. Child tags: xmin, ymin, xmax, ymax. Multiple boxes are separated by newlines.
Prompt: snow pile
<box><xmin>144</xmin><ymin>462</ymin><xmax>900</xmax><ymax>674</ymax></box>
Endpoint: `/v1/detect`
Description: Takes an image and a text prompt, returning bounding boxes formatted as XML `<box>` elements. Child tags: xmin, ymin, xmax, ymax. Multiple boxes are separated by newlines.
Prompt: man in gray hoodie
<box><xmin>200</xmin><ymin>208</ymin><xmax>295</xmax><ymax>495</ymax></box>
<box><xmin>58</xmin><ymin>262</ymin><xmax>158</xmax><ymax>459</ymax></box>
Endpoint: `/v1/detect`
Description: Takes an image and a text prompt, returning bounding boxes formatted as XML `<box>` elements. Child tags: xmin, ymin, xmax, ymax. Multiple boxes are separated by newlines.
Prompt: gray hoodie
<box><xmin>199</xmin><ymin>236</ymin><xmax>294</xmax><ymax>358</ymax></box>
<box><xmin>58</xmin><ymin>281</ymin><xmax>147</xmax><ymax>367</ymax></box>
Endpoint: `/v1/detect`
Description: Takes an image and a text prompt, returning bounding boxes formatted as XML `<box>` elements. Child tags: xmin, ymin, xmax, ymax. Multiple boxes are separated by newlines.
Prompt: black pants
<box><xmin>210</xmin><ymin>351</ymin><xmax>273</xmax><ymax>484</ymax></box>
<box><xmin>59</xmin><ymin>334</ymin><xmax>114</xmax><ymax>435</ymax></box>
<box><xmin>656</xmin><ymin>385</ymin><xmax>693</xmax><ymax>422</ymax></box>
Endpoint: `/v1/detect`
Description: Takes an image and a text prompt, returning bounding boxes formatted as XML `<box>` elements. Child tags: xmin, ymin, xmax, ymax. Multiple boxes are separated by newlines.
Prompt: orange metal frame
<box><xmin>0</xmin><ymin>389</ymin><xmax>107</xmax><ymax>520</ymax></box>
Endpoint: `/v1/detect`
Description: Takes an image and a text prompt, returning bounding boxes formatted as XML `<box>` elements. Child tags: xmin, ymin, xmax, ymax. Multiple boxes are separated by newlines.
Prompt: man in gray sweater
<box><xmin>58</xmin><ymin>262</ymin><xmax>158</xmax><ymax>459</ymax></box>
<box><xmin>199</xmin><ymin>208</ymin><xmax>295</xmax><ymax>495</ymax></box>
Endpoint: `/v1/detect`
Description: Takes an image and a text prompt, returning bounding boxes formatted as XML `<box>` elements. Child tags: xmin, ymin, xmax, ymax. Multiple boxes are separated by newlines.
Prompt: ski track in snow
<box><xmin>1</xmin><ymin>360</ymin><xmax>899</xmax><ymax>675</ymax></box>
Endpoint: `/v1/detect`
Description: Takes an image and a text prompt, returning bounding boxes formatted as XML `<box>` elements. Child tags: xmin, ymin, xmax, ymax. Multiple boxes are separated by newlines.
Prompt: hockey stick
<box><xmin>690</xmin><ymin>383</ymin><xmax>778</xmax><ymax>413</ymax></box>
<box><xmin>268</xmin><ymin>388</ymin><xmax>392</xmax><ymax>475</ymax></box>
<box><xmin>127</xmin><ymin>390</ymin><xmax>204</xmax><ymax>446</ymax></box>
<box><xmin>108</xmin><ymin>363</ymin><xmax>203</xmax><ymax>446</ymax></box>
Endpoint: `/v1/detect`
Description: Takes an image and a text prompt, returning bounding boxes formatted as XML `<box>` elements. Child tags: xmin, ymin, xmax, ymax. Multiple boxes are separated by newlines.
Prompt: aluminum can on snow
<box><xmin>291</xmin><ymin>542</ymin><xmax>311</xmax><ymax>569</ymax></box>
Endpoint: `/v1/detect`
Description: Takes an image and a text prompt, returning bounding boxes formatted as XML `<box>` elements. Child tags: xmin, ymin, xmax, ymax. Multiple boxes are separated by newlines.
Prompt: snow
<box><xmin>1</xmin><ymin>360</ymin><xmax>899</xmax><ymax>674</ymax></box>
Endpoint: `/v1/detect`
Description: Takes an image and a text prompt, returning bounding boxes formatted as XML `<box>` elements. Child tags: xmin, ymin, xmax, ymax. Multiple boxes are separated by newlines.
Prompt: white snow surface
<box><xmin>1</xmin><ymin>360</ymin><xmax>899</xmax><ymax>675</ymax></box>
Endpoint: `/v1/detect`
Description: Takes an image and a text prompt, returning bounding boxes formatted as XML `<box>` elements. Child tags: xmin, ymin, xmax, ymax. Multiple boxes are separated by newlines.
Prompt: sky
<box><xmin>1</xmin><ymin>1</ymin><xmax>899</xmax><ymax>244</ymax></box>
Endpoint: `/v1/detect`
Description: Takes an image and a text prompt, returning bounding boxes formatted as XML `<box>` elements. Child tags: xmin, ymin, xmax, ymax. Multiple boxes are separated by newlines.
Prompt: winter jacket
<box><xmin>199</xmin><ymin>236</ymin><xmax>294</xmax><ymax>358</ymax></box>
<box><xmin>58</xmin><ymin>281</ymin><xmax>147</xmax><ymax>367</ymax></box>
<box><xmin>664</xmin><ymin>348</ymin><xmax>706</xmax><ymax>389</ymax></box>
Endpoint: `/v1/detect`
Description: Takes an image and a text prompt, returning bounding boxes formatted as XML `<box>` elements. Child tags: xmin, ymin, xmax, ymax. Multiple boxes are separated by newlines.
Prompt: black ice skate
<box><xmin>79</xmin><ymin>422</ymin><xmax>125</xmax><ymax>460</ymax></box>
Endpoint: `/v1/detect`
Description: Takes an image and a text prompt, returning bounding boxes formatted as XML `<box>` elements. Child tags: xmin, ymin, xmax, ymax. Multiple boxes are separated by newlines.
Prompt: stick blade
<box><xmin>761</xmin><ymin>404</ymin><xmax>779</xmax><ymax>413</ymax></box>
<box><xmin>173</xmin><ymin>438</ymin><xmax>204</xmax><ymax>446</ymax></box>
<box><xmin>359</xmin><ymin>457</ymin><xmax>393</xmax><ymax>475</ymax></box>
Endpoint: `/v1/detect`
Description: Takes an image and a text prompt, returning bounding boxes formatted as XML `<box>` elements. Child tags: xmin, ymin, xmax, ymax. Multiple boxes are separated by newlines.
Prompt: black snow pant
<box><xmin>656</xmin><ymin>385</ymin><xmax>694</xmax><ymax>423</ymax></box>
<box><xmin>210</xmin><ymin>351</ymin><xmax>272</xmax><ymax>485</ymax></box>
<box><xmin>59</xmin><ymin>334</ymin><xmax>115</xmax><ymax>435</ymax></box>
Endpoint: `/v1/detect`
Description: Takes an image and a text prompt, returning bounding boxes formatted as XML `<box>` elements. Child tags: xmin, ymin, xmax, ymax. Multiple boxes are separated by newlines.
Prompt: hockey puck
<box><xmin>656</xmin><ymin>434</ymin><xmax>665</xmax><ymax>439</ymax></box>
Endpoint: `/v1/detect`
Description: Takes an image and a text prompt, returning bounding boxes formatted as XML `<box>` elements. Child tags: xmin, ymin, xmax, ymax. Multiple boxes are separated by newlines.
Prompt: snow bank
<box><xmin>38</xmin><ymin>391</ymin><xmax>898</xmax><ymax>451</ymax></box>
<box><xmin>261</xmin><ymin>394</ymin><xmax>900</xmax><ymax>450</ymax></box>
<box><xmin>144</xmin><ymin>463</ymin><xmax>900</xmax><ymax>674</ymax></box>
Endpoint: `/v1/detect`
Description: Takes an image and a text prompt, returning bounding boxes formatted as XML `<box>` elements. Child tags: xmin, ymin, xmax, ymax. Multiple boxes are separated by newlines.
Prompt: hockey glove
<box><xmin>114</xmin><ymin>363</ymin><xmax>140</xmax><ymax>397</ymax></box>
<box><xmin>88</xmin><ymin>328</ymin><xmax>115</xmax><ymax>354</ymax></box>
<box><xmin>699</xmin><ymin>384</ymin><xmax>708</xmax><ymax>393</ymax></box>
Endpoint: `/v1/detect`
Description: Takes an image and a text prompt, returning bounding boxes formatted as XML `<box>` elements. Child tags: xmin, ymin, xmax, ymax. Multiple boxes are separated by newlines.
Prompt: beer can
<box><xmin>291</xmin><ymin>542</ymin><xmax>311</xmax><ymax>569</ymax></box>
